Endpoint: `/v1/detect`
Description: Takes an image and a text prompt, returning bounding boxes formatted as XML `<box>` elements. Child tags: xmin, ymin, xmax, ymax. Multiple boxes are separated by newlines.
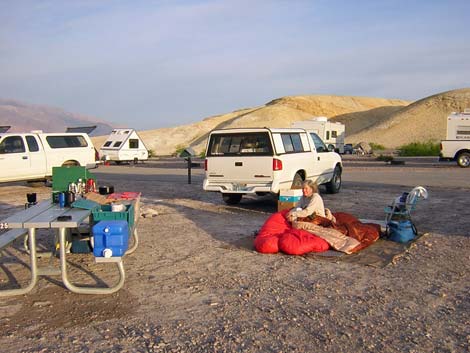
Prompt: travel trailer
<box><xmin>99</xmin><ymin>128</ymin><xmax>149</xmax><ymax>164</ymax></box>
<box><xmin>440</xmin><ymin>109</ymin><xmax>470</xmax><ymax>167</ymax></box>
<box><xmin>292</xmin><ymin>117</ymin><xmax>346</xmax><ymax>153</ymax></box>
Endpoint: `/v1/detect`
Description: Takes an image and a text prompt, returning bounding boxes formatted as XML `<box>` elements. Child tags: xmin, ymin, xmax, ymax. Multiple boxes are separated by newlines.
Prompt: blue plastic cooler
<box><xmin>92</xmin><ymin>220</ymin><xmax>129</xmax><ymax>257</ymax></box>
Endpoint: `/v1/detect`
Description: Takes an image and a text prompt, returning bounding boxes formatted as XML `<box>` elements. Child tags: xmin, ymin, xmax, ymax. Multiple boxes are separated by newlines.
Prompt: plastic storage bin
<box><xmin>92</xmin><ymin>203</ymin><xmax>135</xmax><ymax>228</ymax></box>
<box><xmin>92</xmin><ymin>220</ymin><xmax>129</xmax><ymax>257</ymax></box>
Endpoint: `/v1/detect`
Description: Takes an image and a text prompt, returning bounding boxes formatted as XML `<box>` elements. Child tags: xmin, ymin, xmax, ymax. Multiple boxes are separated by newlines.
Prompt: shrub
<box><xmin>398</xmin><ymin>141</ymin><xmax>440</xmax><ymax>156</ymax></box>
<box><xmin>199</xmin><ymin>151</ymin><xmax>206</xmax><ymax>158</ymax></box>
<box><xmin>147</xmin><ymin>149</ymin><xmax>155</xmax><ymax>158</ymax></box>
<box><xmin>376</xmin><ymin>154</ymin><xmax>394</xmax><ymax>162</ymax></box>
<box><xmin>174</xmin><ymin>144</ymin><xmax>186</xmax><ymax>157</ymax></box>
<box><xmin>370</xmin><ymin>143</ymin><xmax>385</xmax><ymax>151</ymax></box>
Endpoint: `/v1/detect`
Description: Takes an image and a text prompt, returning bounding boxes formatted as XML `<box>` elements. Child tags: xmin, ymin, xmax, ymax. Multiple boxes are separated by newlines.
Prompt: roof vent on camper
<box><xmin>312</xmin><ymin>116</ymin><xmax>328</xmax><ymax>122</ymax></box>
<box><xmin>0</xmin><ymin>126</ymin><xmax>11</xmax><ymax>133</ymax></box>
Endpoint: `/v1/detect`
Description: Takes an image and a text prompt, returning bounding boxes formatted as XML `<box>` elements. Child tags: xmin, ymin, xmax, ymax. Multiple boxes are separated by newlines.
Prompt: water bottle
<box><xmin>58</xmin><ymin>192</ymin><xmax>65</xmax><ymax>208</ymax></box>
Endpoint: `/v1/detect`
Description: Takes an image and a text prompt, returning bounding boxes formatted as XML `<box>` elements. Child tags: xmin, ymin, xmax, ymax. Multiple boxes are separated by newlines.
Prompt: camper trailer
<box><xmin>292</xmin><ymin>117</ymin><xmax>346</xmax><ymax>153</ymax></box>
<box><xmin>440</xmin><ymin>109</ymin><xmax>470</xmax><ymax>167</ymax></box>
<box><xmin>100</xmin><ymin>128</ymin><xmax>149</xmax><ymax>164</ymax></box>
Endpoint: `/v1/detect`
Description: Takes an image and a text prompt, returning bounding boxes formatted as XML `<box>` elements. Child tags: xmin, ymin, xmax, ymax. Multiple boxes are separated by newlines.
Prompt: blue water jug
<box><xmin>387</xmin><ymin>220</ymin><xmax>417</xmax><ymax>243</ymax></box>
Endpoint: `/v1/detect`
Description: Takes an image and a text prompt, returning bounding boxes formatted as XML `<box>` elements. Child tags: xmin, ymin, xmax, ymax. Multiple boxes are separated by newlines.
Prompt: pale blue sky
<box><xmin>1</xmin><ymin>0</ymin><xmax>469</xmax><ymax>129</ymax></box>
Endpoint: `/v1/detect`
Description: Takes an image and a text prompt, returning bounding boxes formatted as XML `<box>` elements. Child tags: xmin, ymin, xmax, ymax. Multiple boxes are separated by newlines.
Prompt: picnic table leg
<box><xmin>125</xmin><ymin>228</ymin><xmax>139</xmax><ymax>255</ymax></box>
<box><xmin>58</xmin><ymin>227</ymin><xmax>125</xmax><ymax>294</ymax></box>
<box><xmin>0</xmin><ymin>228</ymin><xmax>38</xmax><ymax>297</ymax></box>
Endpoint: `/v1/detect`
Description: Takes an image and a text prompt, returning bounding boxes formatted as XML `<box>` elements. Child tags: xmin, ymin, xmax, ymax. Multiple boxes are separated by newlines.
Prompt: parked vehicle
<box><xmin>440</xmin><ymin>109</ymin><xmax>470</xmax><ymax>168</ymax></box>
<box><xmin>343</xmin><ymin>143</ymin><xmax>354</xmax><ymax>154</ymax></box>
<box><xmin>0</xmin><ymin>131</ymin><xmax>98</xmax><ymax>183</ymax></box>
<box><xmin>203</xmin><ymin>127</ymin><xmax>343</xmax><ymax>204</ymax></box>
<box><xmin>99</xmin><ymin>128</ymin><xmax>149</xmax><ymax>164</ymax></box>
<box><xmin>292</xmin><ymin>117</ymin><xmax>346</xmax><ymax>153</ymax></box>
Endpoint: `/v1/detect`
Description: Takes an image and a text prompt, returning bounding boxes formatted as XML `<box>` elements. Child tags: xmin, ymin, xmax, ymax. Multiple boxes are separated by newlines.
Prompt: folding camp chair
<box><xmin>384</xmin><ymin>186</ymin><xmax>428</xmax><ymax>223</ymax></box>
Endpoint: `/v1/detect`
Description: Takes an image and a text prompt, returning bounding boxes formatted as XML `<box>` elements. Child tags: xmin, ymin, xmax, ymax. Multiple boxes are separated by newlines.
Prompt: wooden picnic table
<box><xmin>0</xmin><ymin>199</ymin><xmax>137</xmax><ymax>296</ymax></box>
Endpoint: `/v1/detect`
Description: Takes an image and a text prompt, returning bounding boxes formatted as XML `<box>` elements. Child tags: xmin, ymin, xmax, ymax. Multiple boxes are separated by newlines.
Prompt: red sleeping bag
<box><xmin>254</xmin><ymin>211</ymin><xmax>329</xmax><ymax>255</ymax></box>
<box><xmin>254</xmin><ymin>210</ymin><xmax>290</xmax><ymax>254</ymax></box>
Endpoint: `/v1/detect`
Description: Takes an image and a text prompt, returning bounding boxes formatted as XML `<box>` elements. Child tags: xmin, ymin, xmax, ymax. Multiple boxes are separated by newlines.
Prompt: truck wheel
<box><xmin>291</xmin><ymin>172</ymin><xmax>303</xmax><ymax>189</ymax></box>
<box><xmin>62</xmin><ymin>160</ymin><xmax>79</xmax><ymax>167</ymax></box>
<box><xmin>457</xmin><ymin>152</ymin><xmax>470</xmax><ymax>168</ymax></box>
<box><xmin>325</xmin><ymin>166</ymin><xmax>342</xmax><ymax>194</ymax></box>
<box><xmin>133</xmin><ymin>158</ymin><xmax>139</xmax><ymax>164</ymax></box>
<box><xmin>222</xmin><ymin>193</ymin><xmax>242</xmax><ymax>205</ymax></box>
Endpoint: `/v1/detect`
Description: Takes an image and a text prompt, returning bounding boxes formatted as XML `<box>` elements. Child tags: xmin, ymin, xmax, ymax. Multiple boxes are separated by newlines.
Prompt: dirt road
<box><xmin>0</xmin><ymin>158</ymin><xmax>469</xmax><ymax>353</ymax></box>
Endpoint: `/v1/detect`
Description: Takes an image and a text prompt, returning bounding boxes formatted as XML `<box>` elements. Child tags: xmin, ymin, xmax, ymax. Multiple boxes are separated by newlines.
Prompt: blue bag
<box><xmin>386</xmin><ymin>220</ymin><xmax>417</xmax><ymax>243</ymax></box>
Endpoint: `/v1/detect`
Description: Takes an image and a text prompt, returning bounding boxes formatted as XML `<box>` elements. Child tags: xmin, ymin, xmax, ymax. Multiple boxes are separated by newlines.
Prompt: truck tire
<box><xmin>62</xmin><ymin>160</ymin><xmax>80</xmax><ymax>167</ymax></box>
<box><xmin>291</xmin><ymin>172</ymin><xmax>303</xmax><ymax>189</ymax></box>
<box><xmin>222</xmin><ymin>193</ymin><xmax>242</xmax><ymax>205</ymax></box>
<box><xmin>325</xmin><ymin>165</ymin><xmax>342</xmax><ymax>194</ymax></box>
<box><xmin>457</xmin><ymin>152</ymin><xmax>470</xmax><ymax>168</ymax></box>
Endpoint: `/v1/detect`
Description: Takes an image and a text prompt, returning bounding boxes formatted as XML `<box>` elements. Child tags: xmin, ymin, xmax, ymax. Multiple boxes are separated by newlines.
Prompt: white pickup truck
<box><xmin>439</xmin><ymin>110</ymin><xmax>470</xmax><ymax>168</ymax></box>
<box><xmin>0</xmin><ymin>132</ymin><xmax>98</xmax><ymax>183</ymax></box>
<box><xmin>203</xmin><ymin>127</ymin><xmax>343</xmax><ymax>204</ymax></box>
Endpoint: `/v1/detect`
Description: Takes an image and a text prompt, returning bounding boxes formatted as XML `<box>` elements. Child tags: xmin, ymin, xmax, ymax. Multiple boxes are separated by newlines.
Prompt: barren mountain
<box><xmin>347</xmin><ymin>88</ymin><xmax>470</xmax><ymax>147</ymax></box>
<box><xmin>93</xmin><ymin>95</ymin><xmax>410</xmax><ymax>156</ymax></box>
<box><xmin>0</xmin><ymin>98</ymin><xmax>113</xmax><ymax>136</ymax></box>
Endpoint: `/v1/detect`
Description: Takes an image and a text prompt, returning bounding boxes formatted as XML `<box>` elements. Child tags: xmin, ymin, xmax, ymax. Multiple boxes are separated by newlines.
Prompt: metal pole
<box><xmin>187</xmin><ymin>157</ymin><xmax>192</xmax><ymax>184</ymax></box>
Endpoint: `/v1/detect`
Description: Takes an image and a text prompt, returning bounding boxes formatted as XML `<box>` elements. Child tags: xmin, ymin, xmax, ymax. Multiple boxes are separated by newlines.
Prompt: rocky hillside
<box><xmin>347</xmin><ymin>88</ymin><xmax>470</xmax><ymax>146</ymax></box>
<box><xmin>92</xmin><ymin>95</ymin><xmax>411</xmax><ymax>155</ymax></box>
<box><xmin>0</xmin><ymin>99</ymin><xmax>113</xmax><ymax>136</ymax></box>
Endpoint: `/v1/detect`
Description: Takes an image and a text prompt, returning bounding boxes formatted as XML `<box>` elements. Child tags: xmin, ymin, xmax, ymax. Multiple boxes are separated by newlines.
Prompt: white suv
<box><xmin>203</xmin><ymin>128</ymin><xmax>342</xmax><ymax>204</ymax></box>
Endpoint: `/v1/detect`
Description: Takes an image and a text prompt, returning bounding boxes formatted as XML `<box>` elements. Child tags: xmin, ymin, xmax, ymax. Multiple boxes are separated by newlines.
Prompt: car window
<box><xmin>281</xmin><ymin>133</ymin><xmax>304</xmax><ymax>153</ymax></box>
<box><xmin>26</xmin><ymin>135</ymin><xmax>40</xmax><ymax>152</ymax></box>
<box><xmin>208</xmin><ymin>132</ymin><xmax>272</xmax><ymax>156</ymax></box>
<box><xmin>309</xmin><ymin>133</ymin><xmax>328</xmax><ymax>152</ymax></box>
<box><xmin>0</xmin><ymin>136</ymin><xmax>25</xmax><ymax>154</ymax></box>
<box><xmin>46</xmin><ymin>135</ymin><xmax>88</xmax><ymax>148</ymax></box>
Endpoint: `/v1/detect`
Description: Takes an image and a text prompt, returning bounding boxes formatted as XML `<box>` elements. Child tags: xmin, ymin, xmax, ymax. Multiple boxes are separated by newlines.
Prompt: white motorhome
<box><xmin>440</xmin><ymin>109</ymin><xmax>470</xmax><ymax>167</ymax></box>
<box><xmin>0</xmin><ymin>130</ymin><xmax>98</xmax><ymax>183</ymax></box>
<box><xmin>203</xmin><ymin>127</ymin><xmax>342</xmax><ymax>204</ymax></box>
<box><xmin>100</xmin><ymin>128</ymin><xmax>149</xmax><ymax>164</ymax></box>
<box><xmin>292</xmin><ymin>117</ymin><xmax>346</xmax><ymax>153</ymax></box>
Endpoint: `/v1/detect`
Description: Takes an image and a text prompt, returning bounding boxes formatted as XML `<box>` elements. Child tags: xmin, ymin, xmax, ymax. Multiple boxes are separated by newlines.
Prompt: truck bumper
<box><xmin>203</xmin><ymin>179</ymin><xmax>275</xmax><ymax>194</ymax></box>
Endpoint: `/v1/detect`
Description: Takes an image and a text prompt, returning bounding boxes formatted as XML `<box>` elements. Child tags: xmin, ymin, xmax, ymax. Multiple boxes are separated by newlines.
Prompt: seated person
<box><xmin>286</xmin><ymin>180</ymin><xmax>335</xmax><ymax>223</ymax></box>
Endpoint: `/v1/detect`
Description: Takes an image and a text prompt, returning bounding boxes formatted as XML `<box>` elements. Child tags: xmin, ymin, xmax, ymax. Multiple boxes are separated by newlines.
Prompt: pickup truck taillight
<box><xmin>273</xmin><ymin>158</ymin><xmax>283</xmax><ymax>171</ymax></box>
<box><xmin>94</xmin><ymin>148</ymin><xmax>100</xmax><ymax>161</ymax></box>
<box><xmin>204</xmin><ymin>159</ymin><xmax>208</xmax><ymax>171</ymax></box>
<box><xmin>439</xmin><ymin>142</ymin><xmax>442</xmax><ymax>151</ymax></box>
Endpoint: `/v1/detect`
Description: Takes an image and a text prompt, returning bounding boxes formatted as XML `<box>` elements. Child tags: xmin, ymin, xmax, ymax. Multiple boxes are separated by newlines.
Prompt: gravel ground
<box><xmin>0</xmin><ymin>158</ymin><xmax>469</xmax><ymax>353</ymax></box>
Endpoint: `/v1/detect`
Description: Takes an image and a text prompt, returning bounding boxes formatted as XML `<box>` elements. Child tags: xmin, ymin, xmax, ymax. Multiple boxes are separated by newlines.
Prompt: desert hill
<box><xmin>0</xmin><ymin>98</ymin><xmax>113</xmax><ymax>136</ymax></box>
<box><xmin>92</xmin><ymin>95</ymin><xmax>410</xmax><ymax>155</ymax></box>
<box><xmin>347</xmin><ymin>88</ymin><xmax>470</xmax><ymax>146</ymax></box>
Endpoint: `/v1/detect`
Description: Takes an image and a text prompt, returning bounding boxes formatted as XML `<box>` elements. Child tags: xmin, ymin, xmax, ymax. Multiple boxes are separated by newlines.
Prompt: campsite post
<box><xmin>179</xmin><ymin>147</ymin><xmax>196</xmax><ymax>185</ymax></box>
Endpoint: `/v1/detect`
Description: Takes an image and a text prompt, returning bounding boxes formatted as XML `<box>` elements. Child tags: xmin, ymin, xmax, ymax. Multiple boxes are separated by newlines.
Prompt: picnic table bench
<box><xmin>0</xmin><ymin>198</ymin><xmax>139</xmax><ymax>296</ymax></box>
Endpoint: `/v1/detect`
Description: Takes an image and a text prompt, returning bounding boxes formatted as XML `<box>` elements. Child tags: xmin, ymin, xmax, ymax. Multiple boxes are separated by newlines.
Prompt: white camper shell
<box><xmin>100</xmin><ymin>128</ymin><xmax>149</xmax><ymax>164</ymax></box>
<box><xmin>292</xmin><ymin>117</ymin><xmax>346</xmax><ymax>154</ymax></box>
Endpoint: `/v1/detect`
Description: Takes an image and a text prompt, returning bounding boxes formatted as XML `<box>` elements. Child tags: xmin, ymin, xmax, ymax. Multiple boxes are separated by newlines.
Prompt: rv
<box><xmin>292</xmin><ymin>117</ymin><xmax>345</xmax><ymax>153</ymax></box>
<box><xmin>100</xmin><ymin>128</ymin><xmax>149</xmax><ymax>164</ymax></box>
<box><xmin>440</xmin><ymin>109</ymin><xmax>470</xmax><ymax>167</ymax></box>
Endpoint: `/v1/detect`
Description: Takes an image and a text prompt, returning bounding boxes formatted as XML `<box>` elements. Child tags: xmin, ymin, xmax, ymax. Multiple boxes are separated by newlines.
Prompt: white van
<box><xmin>0</xmin><ymin>132</ymin><xmax>98</xmax><ymax>183</ymax></box>
<box><xmin>203</xmin><ymin>128</ymin><xmax>342</xmax><ymax>204</ymax></box>
<box><xmin>99</xmin><ymin>128</ymin><xmax>149</xmax><ymax>164</ymax></box>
